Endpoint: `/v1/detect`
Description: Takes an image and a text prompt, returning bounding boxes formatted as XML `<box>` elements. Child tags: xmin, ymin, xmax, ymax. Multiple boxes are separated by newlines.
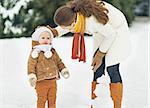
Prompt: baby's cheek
<box><xmin>49</xmin><ymin>39</ymin><xmax>52</xmax><ymax>43</ymax></box>
<box><xmin>39</xmin><ymin>40</ymin><xmax>44</xmax><ymax>44</ymax></box>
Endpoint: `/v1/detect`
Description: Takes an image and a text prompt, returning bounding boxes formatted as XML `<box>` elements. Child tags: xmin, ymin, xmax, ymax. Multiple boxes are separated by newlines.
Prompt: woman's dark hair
<box><xmin>54</xmin><ymin>0</ymin><xmax>109</xmax><ymax>26</ymax></box>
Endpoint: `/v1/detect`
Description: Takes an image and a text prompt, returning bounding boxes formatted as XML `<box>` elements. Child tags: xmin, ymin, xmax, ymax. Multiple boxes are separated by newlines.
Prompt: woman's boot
<box><xmin>109</xmin><ymin>83</ymin><xmax>123</xmax><ymax>108</ymax></box>
<box><xmin>91</xmin><ymin>81</ymin><xmax>99</xmax><ymax>99</ymax></box>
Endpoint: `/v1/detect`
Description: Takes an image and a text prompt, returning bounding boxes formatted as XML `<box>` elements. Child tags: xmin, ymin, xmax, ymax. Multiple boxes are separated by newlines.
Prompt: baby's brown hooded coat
<box><xmin>28</xmin><ymin>48</ymin><xmax>66</xmax><ymax>81</ymax></box>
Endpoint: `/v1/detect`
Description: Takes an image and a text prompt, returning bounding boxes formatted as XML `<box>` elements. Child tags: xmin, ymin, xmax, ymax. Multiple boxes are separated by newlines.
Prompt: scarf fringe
<box><xmin>72</xmin><ymin>13</ymin><xmax>86</xmax><ymax>62</ymax></box>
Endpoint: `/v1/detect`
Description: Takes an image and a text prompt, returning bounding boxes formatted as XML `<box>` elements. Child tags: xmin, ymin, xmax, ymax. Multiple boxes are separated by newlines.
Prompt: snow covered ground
<box><xmin>0</xmin><ymin>20</ymin><xmax>149</xmax><ymax>108</ymax></box>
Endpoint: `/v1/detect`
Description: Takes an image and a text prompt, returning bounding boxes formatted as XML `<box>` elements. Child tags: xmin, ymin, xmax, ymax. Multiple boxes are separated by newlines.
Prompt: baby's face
<box><xmin>39</xmin><ymin>32</ymin><xmax>52</xmax><ymax>45</ymax></box>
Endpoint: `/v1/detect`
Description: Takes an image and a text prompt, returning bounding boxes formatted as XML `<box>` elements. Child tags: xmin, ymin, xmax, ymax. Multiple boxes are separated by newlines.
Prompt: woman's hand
<box><xmin>46</xmin><ymin>25</ymin><xmax>58</xmax><ymax>37</ymax></box>
<box><xmin>91</xmin><ymin>50</ymin><xmax>105</xmax><ymax>72</ymax></box>
<box><xmin>36</xmin><ymin>25</ymin><xmax>58</xmax><ymax>37</ymax></box>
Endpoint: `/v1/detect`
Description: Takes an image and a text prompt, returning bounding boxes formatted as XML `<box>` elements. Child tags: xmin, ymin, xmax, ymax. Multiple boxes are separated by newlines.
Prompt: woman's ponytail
<box><xmin>68</xmin><ymin>0</ymin><xmax>109</xmax><ymax>24</ymax></box>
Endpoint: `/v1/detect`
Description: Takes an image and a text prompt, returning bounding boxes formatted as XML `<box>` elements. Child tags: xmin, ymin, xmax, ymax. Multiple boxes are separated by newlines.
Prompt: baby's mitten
<box><xmin>28</xmin><ymin>73</ymin><xmax>37</xmax><ymax>87</ymax></box>
<box><xmin>61</xmin><ymin>68</ymin><xmax>70</xmax><ymax>79</ymax></box>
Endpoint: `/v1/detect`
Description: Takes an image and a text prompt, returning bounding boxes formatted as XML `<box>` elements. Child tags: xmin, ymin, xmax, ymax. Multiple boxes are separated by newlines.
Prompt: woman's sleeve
<box><xmin>55</xmin><ymin>26</ymin><xmax>70</xmax><ymax>37</ymax></box>
<box><xmin>96</xmin><ymin>23</ymin><xmax>117</xmax><ymax>53</ymax></box>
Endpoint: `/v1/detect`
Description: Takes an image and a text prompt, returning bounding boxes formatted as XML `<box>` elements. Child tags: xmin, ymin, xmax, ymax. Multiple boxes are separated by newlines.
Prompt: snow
<box><xmin>0</xmin><ymin>20</ymin><xmax>149</xmax><ymax>108</ymax></box>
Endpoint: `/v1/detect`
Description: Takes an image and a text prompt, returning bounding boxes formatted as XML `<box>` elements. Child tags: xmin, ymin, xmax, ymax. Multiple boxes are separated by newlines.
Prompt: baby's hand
<box><xmin>61</xmin><ymin>68</ymin><xmax>70</xmax><ymax>79</ymax></box>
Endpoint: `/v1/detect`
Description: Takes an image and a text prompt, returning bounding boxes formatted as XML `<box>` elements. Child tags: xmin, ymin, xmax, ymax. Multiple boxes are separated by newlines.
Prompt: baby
<box><xmin>27</xmin><ymin>26</ymin><xmax>69</xmax><ymax>108</ymax></box>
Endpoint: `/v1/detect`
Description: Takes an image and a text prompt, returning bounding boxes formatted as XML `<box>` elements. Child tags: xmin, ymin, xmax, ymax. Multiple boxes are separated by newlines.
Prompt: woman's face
<box><xmin>61</xmin><ymin>22</ymin><xmax>76</xmax><ymax>31</ymax></box>
<box><xmin>39</xmin><ymin>32</ymin><xmax>52</xmax><ymax>45</ymax></box>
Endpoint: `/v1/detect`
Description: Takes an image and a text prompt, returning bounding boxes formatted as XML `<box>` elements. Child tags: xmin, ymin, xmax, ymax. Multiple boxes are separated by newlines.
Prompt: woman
<box><xmin>53</xmin><ymin>0</ymin><xmax>131</xmax><ymax>108</ymax></box>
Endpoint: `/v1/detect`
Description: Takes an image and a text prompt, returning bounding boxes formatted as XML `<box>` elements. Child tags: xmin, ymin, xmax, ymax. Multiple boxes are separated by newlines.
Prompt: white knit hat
<box><xmin>31</xmin><ymin>27</ymin><xmax>54</xmax><ymax>41</ymax></box>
